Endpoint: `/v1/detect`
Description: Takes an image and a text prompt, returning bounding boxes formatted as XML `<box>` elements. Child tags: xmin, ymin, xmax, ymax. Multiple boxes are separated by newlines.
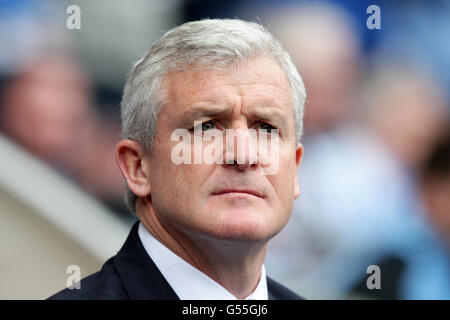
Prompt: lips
<box><xmin>212</xmin><ymin>188</ymin><xmax>265</xmax><ymax>198</ymax></box>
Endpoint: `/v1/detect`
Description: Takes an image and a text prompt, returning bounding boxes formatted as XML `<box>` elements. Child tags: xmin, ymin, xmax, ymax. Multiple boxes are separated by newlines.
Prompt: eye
<box><xmin>192</xmin><ymin>120</ymin><xmax>215</xmax><ymax>132</ymax></box>
<box><xmin>258</xmin><ymin>122</ymin><xmax>276</xmax><ymax>132</ymax></box>
<box><xmin>201</xmin><ymin>120</ymin><xmax>215</xmax><ymax>131</ymax></box>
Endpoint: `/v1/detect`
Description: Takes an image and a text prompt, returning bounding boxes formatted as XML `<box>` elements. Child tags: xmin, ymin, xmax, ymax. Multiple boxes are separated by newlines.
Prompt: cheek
<box><xmin>151</xmin><ymin>155</ymin><xmax>212</xmax><ymax>210</ymax></box>
<box><xmin>271</xmin><ymin>151</ymin><xmax>297</xmax><ymax>201</ymax></box>
<box><xmin>270</xmin><ymin>174</ymin><xmax>294</xmax><ymax>203</ymax></box>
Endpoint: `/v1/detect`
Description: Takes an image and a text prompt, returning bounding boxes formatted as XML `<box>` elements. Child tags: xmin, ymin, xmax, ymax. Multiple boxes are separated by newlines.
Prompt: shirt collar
<box><xmin>138</xmin><ymin>222</ymin><xmax>268</xmax><ymax>300</ymax></box>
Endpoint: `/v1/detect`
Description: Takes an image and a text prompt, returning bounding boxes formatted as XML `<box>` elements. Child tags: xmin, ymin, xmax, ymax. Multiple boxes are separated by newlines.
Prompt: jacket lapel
<box><xmin>113</xmin><ymin>221</ymin><xmax>179</xmax><ymax>299</ymax></box>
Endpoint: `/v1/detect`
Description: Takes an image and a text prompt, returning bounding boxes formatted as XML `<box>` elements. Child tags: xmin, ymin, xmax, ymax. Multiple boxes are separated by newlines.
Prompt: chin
<box><xmin>203</xmin><ymin>207</ymin><xmax>284</xmax><ymax>242</ymax></box>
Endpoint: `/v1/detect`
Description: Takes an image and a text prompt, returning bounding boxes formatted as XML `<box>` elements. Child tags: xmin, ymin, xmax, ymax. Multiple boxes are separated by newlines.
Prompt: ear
<box><xmin>293</xmin><ymin>142</ymin><xmax>303</xmax><ymax>199</ymax></box>
<box><xmin>115</xmin><ymin>139</ymin><xmax>151</xmax><ymax>197</ymax></box>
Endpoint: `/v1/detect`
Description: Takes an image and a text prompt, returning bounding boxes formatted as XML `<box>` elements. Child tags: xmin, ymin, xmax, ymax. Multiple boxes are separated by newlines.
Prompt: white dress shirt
<box><xmin>138</xmin><ymin>222</ymin><xmax>268</xmax><ymax>300</ymax></box>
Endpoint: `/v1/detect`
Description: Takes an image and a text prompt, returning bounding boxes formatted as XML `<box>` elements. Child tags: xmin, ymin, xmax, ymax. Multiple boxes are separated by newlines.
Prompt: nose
<box><xmin>222</xmin><ymin>127</ymin><xmax>258</xmax><ymax>171</ymax></box>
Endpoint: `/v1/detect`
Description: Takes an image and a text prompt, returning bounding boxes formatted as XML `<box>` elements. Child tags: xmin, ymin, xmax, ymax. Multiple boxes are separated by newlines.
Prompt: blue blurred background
<box><xmin>0</xmin><ymin>0</ymin><xmax>449</xmax><ymax>299</ymax></box>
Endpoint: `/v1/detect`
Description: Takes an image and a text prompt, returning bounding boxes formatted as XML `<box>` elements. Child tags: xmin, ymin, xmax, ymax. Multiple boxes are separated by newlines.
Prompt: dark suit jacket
<box><xmin>49</xmin><ymin>222</ymin><xmax>303</xmax><ymax>300</ymax></box>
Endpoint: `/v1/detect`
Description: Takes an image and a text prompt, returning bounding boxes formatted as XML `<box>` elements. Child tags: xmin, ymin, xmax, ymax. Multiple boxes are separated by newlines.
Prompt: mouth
<box><xmin>212</xmin><ymin>189</ymin><xmax>265</xmax><ymax>199</ymax></box>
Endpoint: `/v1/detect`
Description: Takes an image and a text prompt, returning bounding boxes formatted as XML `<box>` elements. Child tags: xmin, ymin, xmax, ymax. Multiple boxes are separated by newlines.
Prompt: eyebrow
<box><xmin>181</xmin><ymin>104</ymin><xmax>229</xmax><ymax>122</ymax></box>
<box><xmin>246</xmin><ymin>105</ymin><xmax>288</xmax><ymax>128</ymax></box>
<box><xmin>180</xmin><ymin>103</ymin><xmax>288</xmax><ymax>128</ymax></box>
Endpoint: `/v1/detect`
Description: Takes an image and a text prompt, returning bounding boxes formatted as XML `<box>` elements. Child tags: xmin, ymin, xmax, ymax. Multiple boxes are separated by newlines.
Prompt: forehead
<box><xmin>162</xmin><ymin>56</ymin><xmax>292</xmax><ymax>112</ymax></box>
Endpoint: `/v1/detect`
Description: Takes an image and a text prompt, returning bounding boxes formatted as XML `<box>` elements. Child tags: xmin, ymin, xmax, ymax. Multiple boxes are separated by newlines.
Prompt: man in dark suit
<box><xmin>50</xmin><ymin>18</ymin><xmax>306</xmax><ymax>300</ymax></box>
<box><xmin>50</xmin><ymin>222</ymin><xmax>302</xmax><ymax>300</ymax></box>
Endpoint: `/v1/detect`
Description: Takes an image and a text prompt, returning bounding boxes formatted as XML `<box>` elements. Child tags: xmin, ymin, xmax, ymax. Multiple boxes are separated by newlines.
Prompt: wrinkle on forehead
<box><xmin>162</xmin><ymin>56</ymin><xmax>292</xmax><ymax>116</ymax></box>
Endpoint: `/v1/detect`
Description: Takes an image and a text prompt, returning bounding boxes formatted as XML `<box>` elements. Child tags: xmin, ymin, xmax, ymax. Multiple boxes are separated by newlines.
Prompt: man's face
<box><xmin>143</xmin><ymin>56</ymin><xmax>302</xmax><ymax>243</ymax></box>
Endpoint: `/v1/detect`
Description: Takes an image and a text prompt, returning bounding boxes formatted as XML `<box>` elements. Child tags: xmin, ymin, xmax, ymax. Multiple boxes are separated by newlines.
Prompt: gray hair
<box><xmin>120</xmin><ymin>18</ymin><xmax>306</xmax><ymax>213</ymax></box>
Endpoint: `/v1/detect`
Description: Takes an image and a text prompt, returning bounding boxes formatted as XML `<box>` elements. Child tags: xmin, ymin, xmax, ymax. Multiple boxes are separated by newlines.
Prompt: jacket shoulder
<box><xmin>48</xmin><ymin>257</ymin><xmax>127</xmax><ymax>300</ymax></box>
<box><xmin>267</xmin><ymin>277</ymin><xmax>305</xmax><ymax>300</ymax></box>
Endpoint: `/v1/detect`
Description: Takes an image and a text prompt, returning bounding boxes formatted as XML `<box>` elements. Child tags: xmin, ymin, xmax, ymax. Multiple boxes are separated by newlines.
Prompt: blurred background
<box><xmin>0</xmin><ymin>0</ymin><xmax>449</xmax><ymax>299</ymax></box>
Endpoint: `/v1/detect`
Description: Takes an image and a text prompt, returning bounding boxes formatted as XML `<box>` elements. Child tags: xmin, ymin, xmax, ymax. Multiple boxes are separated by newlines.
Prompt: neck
<box><xmin>137</xmin><ymin>197</ymin><xmax>267</xmax><ymax>299</ymax></box>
